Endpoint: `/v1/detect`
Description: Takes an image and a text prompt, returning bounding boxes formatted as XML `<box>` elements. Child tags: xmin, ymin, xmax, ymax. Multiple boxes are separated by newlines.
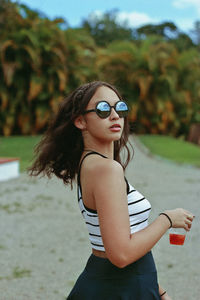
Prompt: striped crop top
<box><xmin>77</xmin><ymin>151</ymin><xmax>151</xmax><ymax>251</ymax></box>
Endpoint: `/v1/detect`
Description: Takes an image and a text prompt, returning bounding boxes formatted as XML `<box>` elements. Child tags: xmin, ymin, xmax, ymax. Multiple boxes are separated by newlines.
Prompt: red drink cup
<box><xmin>169</xmin><ymin>233</ymin><xmax>186</xmax><ymax>245</ymax></box>
<box><xmin>169</xmin><ymin>229</ymin><xmax>186</xmax><ymax>245</ymax></box>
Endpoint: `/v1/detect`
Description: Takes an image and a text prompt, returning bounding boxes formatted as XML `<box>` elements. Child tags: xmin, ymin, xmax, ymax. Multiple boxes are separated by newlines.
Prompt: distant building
<box><xmin>0</xmin><ymin>158</ymin><xmax>20</xmax><ymax>181</ymax></box>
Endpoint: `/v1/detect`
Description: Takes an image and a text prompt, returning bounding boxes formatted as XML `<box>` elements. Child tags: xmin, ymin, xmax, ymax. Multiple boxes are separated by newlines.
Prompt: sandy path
<box><xmin>0</xmin><ymin>135</ymin><xmax>199</xmax><ymax>300</ymax></box>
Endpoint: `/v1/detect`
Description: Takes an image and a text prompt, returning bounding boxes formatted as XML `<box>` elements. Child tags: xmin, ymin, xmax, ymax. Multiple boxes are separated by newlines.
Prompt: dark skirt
<box><xmin>67</xmin><ymin>251</ymin><xmax>161</xmax><ymax>300</ymax></box>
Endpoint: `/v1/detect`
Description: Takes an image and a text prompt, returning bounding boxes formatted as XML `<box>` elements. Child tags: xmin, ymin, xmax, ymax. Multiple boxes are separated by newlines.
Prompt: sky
<box><xmin>13</xmin><ymin>0</ymin><xmax>200</xmax><ymax>32</ymax></box>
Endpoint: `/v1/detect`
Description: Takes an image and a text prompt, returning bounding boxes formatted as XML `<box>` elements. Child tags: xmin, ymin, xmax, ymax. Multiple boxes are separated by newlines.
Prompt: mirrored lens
<box><xmin>116</xmin><ymin>101</ymin><xmax>128</xmax><ymax>117</ymax></box>
<box><xmin>96</xmin><ymin>101</ymin><xmax>110</xmax><ymax>118</ymax></box>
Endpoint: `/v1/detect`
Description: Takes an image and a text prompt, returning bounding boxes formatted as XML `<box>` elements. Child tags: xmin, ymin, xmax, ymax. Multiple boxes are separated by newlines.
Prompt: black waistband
<box><xmin>85</xmin><ymin>251</ymin><xmax>156</xmax><ymax>277</ymax></box>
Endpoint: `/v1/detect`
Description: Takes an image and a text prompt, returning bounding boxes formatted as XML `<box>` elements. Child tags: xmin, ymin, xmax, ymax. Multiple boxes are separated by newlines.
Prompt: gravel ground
<box><xmin>0</xmin><ymin>135</ymin><xmax>199</xmax><ymax>300</ymax></box>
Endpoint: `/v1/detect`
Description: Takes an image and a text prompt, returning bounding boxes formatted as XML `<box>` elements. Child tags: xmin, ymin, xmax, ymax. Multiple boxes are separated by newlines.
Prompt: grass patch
<box><xmin>0</xmin><ymin>244</ymin><xmax>7</xmax><ymax>250</ymax></box>
<box><xmin>138</xmin><ymin>134</ymin><xmax>200</xmax><ymax>167</ymax></box>
<box><xmin>59</xmin><ymin>257</ymin><xmax>64</xmax><ymax>262</ymax></box>
<box><xmin>0</xmin><ymin>267</ymin><xmax>31</xmax><ymax>280</ymax></box>
<box><xmin>0</xmin><ymin>135</ymin><xmax>41</xmax><ymax>172</ymax></box>
<box><xmin>12</xmin><ymin>266</ymin><xmax>31</xmax><ymax>278</ymax></box>
<box><xmin>0</xmin><ymin>202</ymin><xmax>23</xmax><ymax>214</ymax></box>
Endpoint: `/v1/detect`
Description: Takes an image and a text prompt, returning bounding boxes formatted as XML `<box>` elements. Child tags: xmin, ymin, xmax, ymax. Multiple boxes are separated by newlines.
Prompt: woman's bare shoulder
<box><xmin>84</xmin><ymin>155</ymin><xmax>124</xmax><ymax>178</ymax></box>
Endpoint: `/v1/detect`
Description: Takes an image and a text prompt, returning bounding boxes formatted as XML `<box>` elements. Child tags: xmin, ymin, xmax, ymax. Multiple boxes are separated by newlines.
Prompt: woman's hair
<box><xmin>28</xmin><ymin>81</ymin><xmax>133</xmax><ymax>187</ymax></box>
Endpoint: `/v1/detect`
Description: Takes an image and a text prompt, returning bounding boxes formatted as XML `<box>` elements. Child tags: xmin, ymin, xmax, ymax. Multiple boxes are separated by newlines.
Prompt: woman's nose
<box><xmin>110</xmin><ymin>107</ymin><xmax>119</xmax><ymax>120</ymax></box>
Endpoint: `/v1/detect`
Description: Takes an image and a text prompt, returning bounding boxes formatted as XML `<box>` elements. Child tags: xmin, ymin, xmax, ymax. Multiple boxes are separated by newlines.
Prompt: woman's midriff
<box><xmin>92</xmin><ymin>248</ymin><xmax>107</xmax><ymax>258</ymax></box>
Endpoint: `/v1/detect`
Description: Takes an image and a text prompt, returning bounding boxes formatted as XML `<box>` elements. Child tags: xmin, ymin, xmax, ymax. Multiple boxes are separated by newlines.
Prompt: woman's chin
<box><xmin>111</xmin><ymin>134</ymin><xmax>122</xmax><ymax>142</ymax></box>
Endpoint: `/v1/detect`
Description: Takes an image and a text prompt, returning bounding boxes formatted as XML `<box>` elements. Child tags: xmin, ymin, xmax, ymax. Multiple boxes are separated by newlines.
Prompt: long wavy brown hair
<box><xmin>28</xmin><ymin>81</ymin><xmax>133</xmax><ymax>187</ymax></box>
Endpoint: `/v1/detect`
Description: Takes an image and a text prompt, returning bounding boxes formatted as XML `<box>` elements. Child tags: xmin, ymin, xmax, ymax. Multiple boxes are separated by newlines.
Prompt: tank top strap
<box><xmin>77</xmin><ymin>151</ymin><xmax>108</xmax><ymax>187</ymax></box>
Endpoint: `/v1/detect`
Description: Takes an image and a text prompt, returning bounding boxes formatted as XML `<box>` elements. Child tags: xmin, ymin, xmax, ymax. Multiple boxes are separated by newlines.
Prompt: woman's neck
<box><xmin>83</xmin><ymin>143</ymin><xmax>114</xmax><ymax>159</ymax></box>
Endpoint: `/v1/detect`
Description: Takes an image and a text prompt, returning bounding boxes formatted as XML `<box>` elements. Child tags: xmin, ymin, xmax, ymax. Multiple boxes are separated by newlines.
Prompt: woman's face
<box><xmin>82</xmin><ymin>86</ymin><xmax>124</xmax><ymax>143</ymax></box>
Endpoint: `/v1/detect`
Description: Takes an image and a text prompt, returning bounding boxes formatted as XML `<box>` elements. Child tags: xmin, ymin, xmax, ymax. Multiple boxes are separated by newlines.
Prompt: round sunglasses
<box><xmin>83</xmin><ymin>100</ymin><xmax>129</xmax><ymax>119</ymax></box>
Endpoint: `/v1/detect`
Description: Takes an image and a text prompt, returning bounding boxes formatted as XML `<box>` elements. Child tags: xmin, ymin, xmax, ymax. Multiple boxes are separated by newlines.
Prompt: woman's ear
<box><xmin>74</xmin><ymin>115</ymin><xmax>87</xmax><ymax>130</ymax></box>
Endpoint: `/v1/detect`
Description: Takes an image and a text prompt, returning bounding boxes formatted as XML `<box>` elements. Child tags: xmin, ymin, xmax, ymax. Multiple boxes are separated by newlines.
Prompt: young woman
<box><xmin>29</xmin><ymin>81</ymin><xmax>194</xmax><ymax>300</ymax></box>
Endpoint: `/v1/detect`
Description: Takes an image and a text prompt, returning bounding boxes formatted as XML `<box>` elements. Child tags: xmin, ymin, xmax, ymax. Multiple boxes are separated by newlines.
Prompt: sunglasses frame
<box><xmin>83</xmin><ymin>100</ymin><xmax>129</xmax><ymax>119</ymax></box>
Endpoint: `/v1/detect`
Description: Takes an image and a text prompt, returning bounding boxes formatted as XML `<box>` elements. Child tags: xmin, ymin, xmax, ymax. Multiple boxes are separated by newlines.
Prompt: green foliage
<box><xmin>0</xmin><ymin>1</ymin><xmax>200</xmax><ymax>138</ymax></box>
<box><xmin>0</xmin><ymin>2</ymin><xmax>69</xmax><ymax>135</ymax></box>
<box><xmin>82</xmin><ymin>9</ymin><xmax>133</xmax><ymax>46</ymax></box>
<box><xmin>97</xmin><ymin>37</ymin><xmax>200</xmax><ymax>136</ymax></box>
<box><xmin>64</xmin><ymin>28</ymin><xmax>98</xmax><ymax>89</ymax></box>
<box><xmin>137</xmin><ymin>22</ymin><xmax>178</xmax><ymax>39</ymax></box>
<box><xmin>191</xmin><ymin>21</ymin><xmax>200</xmax><ymax>46</ymax></box>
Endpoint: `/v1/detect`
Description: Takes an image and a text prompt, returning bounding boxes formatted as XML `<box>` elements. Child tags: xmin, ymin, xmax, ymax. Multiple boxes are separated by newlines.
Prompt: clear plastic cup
<box><xmin>169</xmin><ymin>228</ymin><xmax>186</xmax><ymax>245</ymax></box>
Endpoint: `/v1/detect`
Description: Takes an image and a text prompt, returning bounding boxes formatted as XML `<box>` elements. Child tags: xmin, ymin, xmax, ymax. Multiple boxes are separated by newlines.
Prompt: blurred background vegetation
<box><xmin>0</xmin><ymin>0</ymin><xmax>200</xmax><ymax>141</ymax></box>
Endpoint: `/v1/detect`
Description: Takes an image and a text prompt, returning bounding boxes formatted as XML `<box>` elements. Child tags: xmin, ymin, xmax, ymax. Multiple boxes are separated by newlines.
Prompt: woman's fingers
<box><xmin>184</xmin><ymin>211</ymin><xmax>195</xmax><ymax>230</ymax></box>
<box><xmin>185</xmin><ymin>210</ymin><xmax>195</xmax><ymax>221</ymax></box>
<box><xmin>185</xmin><ymin>219</ymin><xmax>192</xmax><ymax>230</ymax></box>
<box><xmin>187</xmin><ymin>215</ymin><xmax>194</xmax><ymax>221</ymax></box>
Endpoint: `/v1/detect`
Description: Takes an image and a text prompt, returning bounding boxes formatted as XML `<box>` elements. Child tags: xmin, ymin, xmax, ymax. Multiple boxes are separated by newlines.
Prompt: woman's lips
<box><xmin>109</xmin><ymin>124</ymin><xmax>121</xmax><ymax>132</ymax></box>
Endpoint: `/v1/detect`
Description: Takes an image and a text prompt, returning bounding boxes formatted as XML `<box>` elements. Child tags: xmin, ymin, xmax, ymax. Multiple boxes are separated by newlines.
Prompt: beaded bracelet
<box><xmin>160</xmin><ymin>291</ymin><xmax>166</xmax><ymax>297</ymax></box>
<box><xmin>159</xmin><ymin>213</ymin><xmax>172</xmax><ymax>228</ymax></box>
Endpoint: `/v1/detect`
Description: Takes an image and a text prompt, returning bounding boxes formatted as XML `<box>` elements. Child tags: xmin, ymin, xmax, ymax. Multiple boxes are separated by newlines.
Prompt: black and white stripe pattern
<box><xmin>78</xmin><ymin>180</ymin><xmax>151</xmax><ymax>251</ymax></box>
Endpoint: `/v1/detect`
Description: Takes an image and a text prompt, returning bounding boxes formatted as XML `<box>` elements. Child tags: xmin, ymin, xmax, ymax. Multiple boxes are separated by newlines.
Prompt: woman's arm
<box><xmin>91</xmin><ymin>159</ymin><xmax>194</xmax><ymax>268</ymax></box>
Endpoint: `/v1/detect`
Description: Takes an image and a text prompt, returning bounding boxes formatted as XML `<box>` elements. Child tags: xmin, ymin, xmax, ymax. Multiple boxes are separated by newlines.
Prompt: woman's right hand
<box><xmin>164</xmin><ymin>208</ymin><xmax>194</xmax><ymax>231</ymax></box>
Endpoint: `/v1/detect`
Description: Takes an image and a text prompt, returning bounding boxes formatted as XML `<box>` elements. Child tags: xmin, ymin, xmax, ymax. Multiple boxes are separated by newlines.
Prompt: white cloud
<box><xmin>175</xmin><ymin>18</ymin><xmax>195</xmax><ymax>31</ymax></box>
<box><xmin>90</xmin><ymin>10</ymin><xmax>103</xmax><ymax>19</ymax></box>
<box><xmin>117</xmin><ymin>12</ymin><xmax>159</xmax><ymax>27</ymax></box>
<box><xmin>173</xmin><ymin>0</ymin><xmax>200</xmax><ymax>15</ymax></box>
<box><xmin>88</xmin><ymin>10</ymin><xmax>195</xmax><ymax>32</ymax></box>
<box><xmin>90</xmin><ymin>10</ymin><xmax>159</xmax><ymax>28</ymax></box>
